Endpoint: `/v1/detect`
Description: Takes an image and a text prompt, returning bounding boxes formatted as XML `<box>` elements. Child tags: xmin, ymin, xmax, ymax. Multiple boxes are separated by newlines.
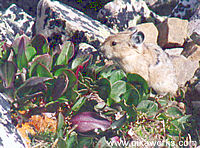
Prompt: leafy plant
<box><xmin>0</xmin><ymin>34</ymin><xmax>197</xmax><ymax>147</ymax></box>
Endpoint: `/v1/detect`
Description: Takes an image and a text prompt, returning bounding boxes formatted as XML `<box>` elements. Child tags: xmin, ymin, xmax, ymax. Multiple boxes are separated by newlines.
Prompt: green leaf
<box><xmin>17</xmin><ymin>36</ymin><xmax>28</xmax><ymax>70</ymax></box>
<box><xmin>31</xmin><ymin>34</ymin><xmax>49</xmax><ymax>54</ymax></box>
<box><xmin>57</xmin><ymin>97</ymin><xmax>68</xmax><ymax>103</ymax></box>
<box><xmin>77</xmin><ymin>137</ymin><xmax>93</xmax><ymax>148</ymax></box>
<box><xmin>98</xmin><ymin>65</ymin><xmax>115</xmax><ymax>78</ymax></box>
<box><xmin>111</xmin><ymin>113</ymin><xmax>126</xmax><ymax>129</ymax></box>
<box><xmin>177</xmin><ymin>115</ymin><xmax>191</xmax><ymax>123</ymax></box>
<box><xmin>16</xmin><ymin>77</ymin><xmax>52</xmax><ymax>93</ymax></box>
<box><xmin>137</xmin><ymin>100</ymin><xmax>158</xmax><ymax>116</ymax></box>
<box><xmin>57</xmin><ymin>112</ymin><xmax>64</xmax><ymax>131</ymax></box>
<box><xmin>95</xmin><ymin>137</ymin><xmax>111</xmax><ymax>148</ymax></box>
<box><xmin>36</xmin><ymin>63</ymin><xmax>53</xmax><ymax>78</ymax></box>
<box><xmin>57</xmin><ymin>138</ymin><xmax>66</xmax><ymax>148</ymax></box>
<box><xmin>12</xmin><ymin>35</ymin><xmax>30</xmax><ymax>54</ymax></box>
<box><xmin>55</xmin><ymin>41</ymin><xmax>74</xmax><ymax>65</ymax></box>
<box><xmin>71</xmin><ymin>97</ymin><xmax>86</xmax><ymax>112</ymax></box>
<box><xmin>0</xmin><ymin>61</ymin><xmax>17</xmax><ymax>88</ymax></box>
<box><xmin>123</xmin><ymin>83</ymin><xmax>140</xmax><ymax>106</ymax></box>
<box><xmin>66</xmin><ymin>88</ymin><xmax>79</xmax><ymax>102</ymax></box>
<box><xmin>95</xmin><ymin>78</ymin><xmax>111</xmax><ymax>100</ymax></box>
<box><xmin>165</xmin><ymin>107</ymin><xmax>183</xmax><ymax>118</ymax></box>
<box><xmin>127</xmin><ymin>73</ymin><xmax>148</xmax><ymax>94</ymax></box>
<box><xmin>110</xmin><ymin>80</ymin><xmax>126</xmax><ymax>102</ymax></box>
<box><xmin>71</xmin><ymin>54</ymin><xmax>90</xmax><ymax>69</ymax></box>
<box><xmin>25</xmin><ymin>46</ymin><xmax>36</xmax><ymax>61</ymax></box>
<box><xmin>109</xmin><ymin>70</ymin><xmax>126</xmax><ymax>84</ymax></box>
<box><xmin>66</xmin><ymin>135</ymin><xmax>77</xmax><ymax>148</ymax></box>
<box><xmin>54</xmin><ymin>69</ymin><xmax>77</xmax><ymax>88</ymax></box>
<box><xmin>29</xmin><ymin>54</ymin><xmax>52</xmax><ymax>77</ymax></box>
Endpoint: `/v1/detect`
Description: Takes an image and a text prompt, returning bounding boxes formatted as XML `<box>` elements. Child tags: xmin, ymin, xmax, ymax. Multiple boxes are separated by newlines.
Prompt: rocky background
<box><xmin>0</xmin><ymin>0</ymin><xmax>200</xmax><ymax>147</ymax></box>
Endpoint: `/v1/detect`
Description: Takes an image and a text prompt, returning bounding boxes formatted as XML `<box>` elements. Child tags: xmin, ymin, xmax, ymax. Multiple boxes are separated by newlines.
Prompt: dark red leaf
<box><xmin>52</xmin><ymin>74</ymin><xmax>69</xmax><ymax>99</ymax></box>
<box><xmin>71</xmin><ymin>112</ymin><xmax>111</xmax><ymax>133</ymax></box>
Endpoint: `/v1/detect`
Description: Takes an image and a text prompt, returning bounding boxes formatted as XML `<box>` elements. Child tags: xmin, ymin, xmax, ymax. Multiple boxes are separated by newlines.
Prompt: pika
<box><xmin>100</xmin><ymin>27</ymin><xmax>178</xmax><ymax>95</ymax></box>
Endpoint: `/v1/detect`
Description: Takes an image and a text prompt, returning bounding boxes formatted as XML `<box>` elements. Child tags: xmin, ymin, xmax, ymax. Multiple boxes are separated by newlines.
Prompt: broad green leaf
<box><xmin>71</xmin><ymin>97</ymin><xmax>86</xmax><ymax>112</ymax></box>
<box><xmin>66</xmin><ymin>135</ymin><xmax>77</xmax><ymax>148</ymax></box>
<box><xmin>16</xmin><ymin>77</ymin><xmax>52</xmax><ymax>93</ymax></box>
<box><xmin>36</xmin><ymin>63</ymin><xmax>53</xmax><ymax>78</ymax></box>
<box><xmin>165</xmin><ymin>107</ymin><xmax>183</xmax><ymax>118</ymax></box>
<box><xmin>109</xmin><ymin>69</ymin><xmax>126</xmax><ymax>84</ymax></box>
<box><xmin>0</xmin><ymin>61</ymin><xmax>17</xmax><ymax>88</ymax></box>
<box><xmin>110</xmin><ymin>80</ymin><xmax>126</xmax><ymax>102</ymax></box>
<box><xmin>137</xmin><ymin>100</ymin><xmax>158</xmax><ymax>116</ymax></box>
<box><xmin>127</xmin><ymin>73</ymin><xmax>148</xmax><ymax>94</ymax></box>
<box><xmin>77</xmin><ymin>137</ymin><xmax>93</xmax><ymax>148</ymax></box>
<box><xmin>29</xmin><ymin>54</ymin><xmax>52</xmax><ymax>77</ymax></box>
<box><xmin>55</xmin><ymin>41</ymin><xmax>74</xmax><ymax>65</ymax></box>
<box><xmin>31</xmin><ymin>34</ymin><xmax>49</xmax><ymax>54</ymax></box>
<box><xmin>123</xmin><ymin>83</ymin><xmax>140</xmax><ymax>106</ymax></box>
<box><xmin>54</xmin><ymin>69</ymin><xmax>77</xmax><ymax>88</ymax></box>
<box><xmin>17</xmin><ymin>36</ymin><xmax>28</xmax><ymax>70</ymax></box>
<box><xmin>95</xmin><ymin>78</ymin><xmax>111</xmax><ymax>100</ymax></box>
<box><xmin>25</xmin><ymin>46</ymin><xmax>36</xmax><ymax>61</ymax></box>
<box><xmin>12</xmin><ymin>35</ymin><xmax>30</xmax><ymax>54</ymax></box>
<box><xmin>71</xmin><ymin>54</ymin><xmax>90</xmax><ymax>69</ymax></box>
<box><xmin>98</xmin><ymin>65</ymin><xmax>115</xmax><ymax>78</ymax></box>
<box><xmin>66</xmin><ymin>88</ymin><xmax>79</xmax><ymax>102</ymax></box>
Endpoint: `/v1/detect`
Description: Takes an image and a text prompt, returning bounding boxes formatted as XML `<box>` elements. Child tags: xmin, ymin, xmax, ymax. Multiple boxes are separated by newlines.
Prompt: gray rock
<box><xmin>170</xmin><ymin>0</ymin><xmax>199</xmax><ymax>19</ymax></box>
<box><xmin>35</xmin><ymin>0</ymin><xmax>116</xmax><ymax>49</ymax></box>
<box><xmin>145</xmin><ymin>0</ymin><xmax>178</xmax><ymax>16</ymax></box>
<box><xmin>188</xmin><ymin>5</ymin><xmax>200</xmax><ymax>44</ymax></box>
<box><xmin>0</xmin><ymin>93</ymin><xmax>27</xmax><ymax>148</ymax></box>
<box><xmin>0</xmin><ymin>4</ymin><xmax>34</xmax><ymax>44</ymax></box>
<box><xmin>78</xmin><ymin>43</ymin><xmax>97</xmax><ymax>56</ymax></box>
<box><xmin>97</xmin><ymin>0</ymin><xmax>166</xmax><ymax>32</ymax></box>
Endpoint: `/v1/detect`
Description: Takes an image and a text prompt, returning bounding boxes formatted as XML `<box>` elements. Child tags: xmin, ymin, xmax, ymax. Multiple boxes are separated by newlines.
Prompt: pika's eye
<box><xmin>111</xmin><ymin>41</ymin><xmax>117</xmax><ymax>46</ymax></box>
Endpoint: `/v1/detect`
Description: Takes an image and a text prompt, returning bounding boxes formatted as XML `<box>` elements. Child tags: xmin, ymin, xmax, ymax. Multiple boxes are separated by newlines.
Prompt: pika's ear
<box><xmin>131</xmin><ymin>31</ymin><xmax>145</xmax><ymax>46</ymax></box>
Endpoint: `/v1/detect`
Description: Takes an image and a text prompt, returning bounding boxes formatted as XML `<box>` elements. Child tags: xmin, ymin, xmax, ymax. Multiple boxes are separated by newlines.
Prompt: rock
<box><xmin>0</xmin><ymin>93</ymin><xmax>27</xmax><ymax>148</ymax></box>
<box><xmin>170</xmin><ymin>0</ymin><xmax>199</xmax><ymax>19</ymax></box>
<box><xmin>97</xmin><ymin>0</ymin><xmax>166</xmax><ymax>32</ymax></box>
<box><xmin>182</xmin><ymin>41</ymin><xmax>200</xmax><ymax>61</ymax></box>
<box><xmin>35</xmin><ymin>0</ymin><xmax>115</xmax><ymax>49</ymax></box>
<box><xmin>190</xmin><ymin>32</ymin><xmax>200</xmax><ymax>46</ymax></box>
<box><xmin>145</xmin><ymin>0</ymin><xmax>178</xmax><ymax>16</ymax></box>
<box><xmin>0</xmin><ymin>0</ymin><xmax>39</xmax><ymax>16</ymax></box>
<box><xmin>188</xmin><ymin>5</ymin><xmax>200</xmax><ymax>42</ymax></box>
<box><xmin>0</xmin><ymin>4</ymin><xmax>34</xmax><ymax>44</ymax></box>
<box><xmin>157</xmin><ymin>18</ymin><xmax>188</xmax><ymax>48</ymax></box>
<box><xmin>169</xmin><ymin>55</ymin><xmax>199</xmax><ymax>87</ymax></box>
<box><xmin>165</xmin><ymin>48</ymin><xmax>184</xmax><ymax>56</ymax></box>
<box><xmin>136</xmin><ymin>23</ymin><xmax>158</xmax><ymax>44</ymax></box>
<box><xmin>77</xmin><ymin>43</ymin><xmax>97</xmax><ymax>56</ymax></box>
